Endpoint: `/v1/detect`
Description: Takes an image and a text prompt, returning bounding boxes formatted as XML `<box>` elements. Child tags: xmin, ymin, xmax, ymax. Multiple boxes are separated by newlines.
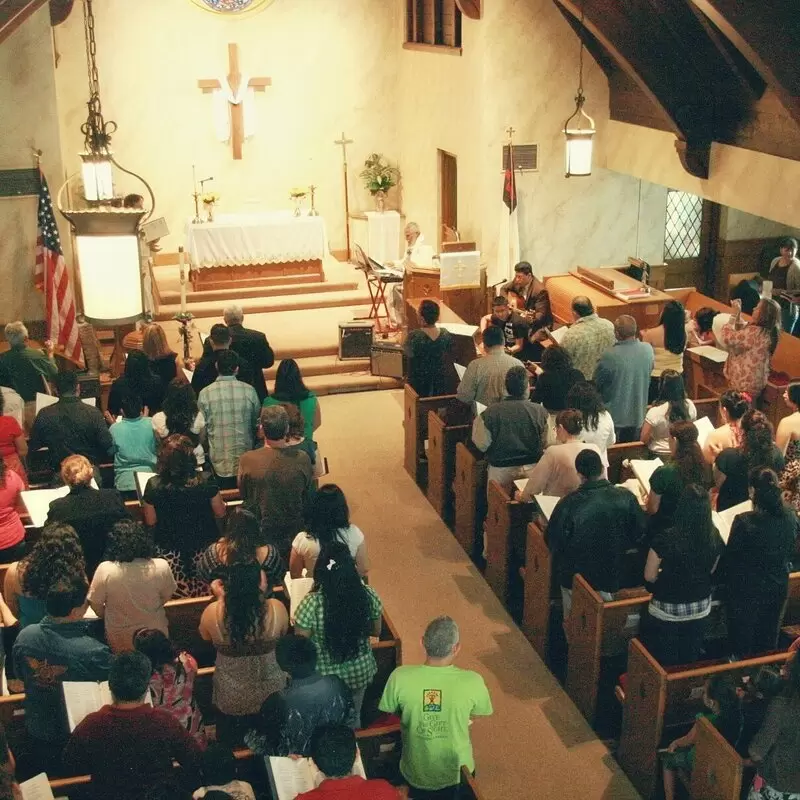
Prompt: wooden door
<box><xmin>438</xmin><ymin>150</ymin><xmax>458</xmax><ymax>251</ymax></box>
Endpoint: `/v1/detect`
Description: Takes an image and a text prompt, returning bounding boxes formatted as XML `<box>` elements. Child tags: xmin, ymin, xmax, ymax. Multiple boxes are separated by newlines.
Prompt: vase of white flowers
<box><xmin>202</xmin><ymin>192</ymin><xmax>220</xmax><ymax>223</ymax></box>
<box><xmin>359</xmin><ymin>153</ymin><xmax>399</xmax><ymax>214</ymax></box>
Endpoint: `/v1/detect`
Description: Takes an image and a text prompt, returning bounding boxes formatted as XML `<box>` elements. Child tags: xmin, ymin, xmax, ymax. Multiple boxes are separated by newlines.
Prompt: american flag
<box><xmin>34</xmin><ymin>172</ymin><xmax>82</xmax><ymax>363</ymax></box>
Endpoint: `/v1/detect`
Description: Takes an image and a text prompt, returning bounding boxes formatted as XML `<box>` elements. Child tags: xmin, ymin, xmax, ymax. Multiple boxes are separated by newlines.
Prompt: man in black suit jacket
<box><xmin>193</xmin><ymin>323</ymin><xmax>267</xmax><ymax>401</ymax></box>
<box><xmin>45</xmin><ymin>454</ymin><xmax>130</xmax><ymax>578</ymax></box>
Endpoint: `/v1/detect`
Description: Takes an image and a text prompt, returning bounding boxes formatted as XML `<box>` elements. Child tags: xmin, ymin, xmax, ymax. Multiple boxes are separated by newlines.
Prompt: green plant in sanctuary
<box><xmin>359</xmin><ymin>153</ymin><xmax>400</xmax><ymax>195</ymax></box>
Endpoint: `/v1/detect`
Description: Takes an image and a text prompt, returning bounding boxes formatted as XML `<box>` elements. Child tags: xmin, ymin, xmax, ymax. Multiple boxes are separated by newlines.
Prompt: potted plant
<box><xmin>359</xmin><ymin>153</ymin><xmax>400</xmax><ymax>213</ymax></box>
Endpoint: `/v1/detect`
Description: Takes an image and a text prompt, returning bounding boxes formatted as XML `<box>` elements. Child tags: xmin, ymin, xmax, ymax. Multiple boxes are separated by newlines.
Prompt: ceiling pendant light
<box><xmin>564</xmin><ymin>3</ymin><xmax>596</xmax><ymax>177</ymax></box>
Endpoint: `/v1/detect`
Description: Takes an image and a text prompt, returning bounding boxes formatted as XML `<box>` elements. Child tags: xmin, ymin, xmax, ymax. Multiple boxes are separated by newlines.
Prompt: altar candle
<box><xmin>178</xmin><ymin>246</ymin><xmax>187</xmax><ymax>314</ymax></box>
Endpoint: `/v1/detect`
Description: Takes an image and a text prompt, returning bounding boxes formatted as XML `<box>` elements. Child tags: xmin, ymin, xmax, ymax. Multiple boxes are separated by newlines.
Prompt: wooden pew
<box><xmin>403</xmin><ymin>384</ymin><xmax>456</xmax><ymax>489</ymax></box>
<box><xmin>484</xmin><ymin>481</ymin><xmax>533</xmax><ymax>612</ymax></box>
<box><xmin>452</xmin><ymin>442</ymin><xmax>487</xmax><ymax>559</ymax></box>
<box><xmin>520</xmin><ymin>520</ymin><xmax>555</xmax><ymax>661</ymax></box>
<box><xmin>426</xmin><ymin>411</ymin><xmax>471</xmax><ymax>525</ymax></box>
<box><xmin>564</xmin><ymin>576</ymin><xmax>650</xmax><ymax>725</ymax></box>
<box><xmin>778</xmin><ymin>570</ymin><xmax>800</xmax><ymax>644</ymax></box>
<box><xmin>606</xmin><ymin>441</ymin><xmax>649</xmax><ymax>485</ymax></box>
<box><xmin>616</xmin><ymin>638</ymin><xmax>791</xmax><ymax>799</ymax></box>
<box><xmin>689</xmin><ymin>715</ymin><xmax>744</xmax><ymax>800</ymax></box>
<box><xmin>460</xmin><ymin>765</ymin><xmax>487</xmax><ymax>800</ymax></box>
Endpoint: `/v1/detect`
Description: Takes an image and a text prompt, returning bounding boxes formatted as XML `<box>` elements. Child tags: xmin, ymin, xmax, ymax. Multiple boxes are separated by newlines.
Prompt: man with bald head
<box><xmin>388</xmin><ymin>222</ymin><xmax>427</xmax><ymax>327</ymax></box>
<box><xmin>559</xmin><ymin>296</ymin><xmax>615</xmax><ymax>378</ymax></box>
<box><xmin>593</xmin><ymin>315</ymin><xmax>654</xmax><ymax>442</ymax></box>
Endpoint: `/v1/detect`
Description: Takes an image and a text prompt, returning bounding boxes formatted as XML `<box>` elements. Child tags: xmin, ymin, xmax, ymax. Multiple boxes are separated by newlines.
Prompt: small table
<box><xmin>185</xmin><ymin>211</ymin><xmax>328</xmax><ymax>291</ymax></box>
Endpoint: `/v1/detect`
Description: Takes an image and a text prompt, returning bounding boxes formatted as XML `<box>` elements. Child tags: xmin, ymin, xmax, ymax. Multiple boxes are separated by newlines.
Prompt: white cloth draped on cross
<box><xmin>212</xmin><ymin>72</ymin><xmax>257</xmax><ymax>143</ymax></box>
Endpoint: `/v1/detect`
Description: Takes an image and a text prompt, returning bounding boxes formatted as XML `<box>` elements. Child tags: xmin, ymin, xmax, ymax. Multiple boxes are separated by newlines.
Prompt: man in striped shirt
<box><xmin>198</xmin><ymin>349</ymin><xmax>260</xmax><ymax>489</ymax></box>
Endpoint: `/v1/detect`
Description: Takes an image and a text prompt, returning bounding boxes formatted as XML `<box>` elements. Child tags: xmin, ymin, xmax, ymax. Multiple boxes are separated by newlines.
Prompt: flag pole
<box><xmin>32</xmin><ymin>148</ymin><xmax>50</xmax><ymax>342</ymax></box>
<box><xmin>506</xmin><ymin>126</ymin><xmax>516</xmax><ymax>278</ymax></box>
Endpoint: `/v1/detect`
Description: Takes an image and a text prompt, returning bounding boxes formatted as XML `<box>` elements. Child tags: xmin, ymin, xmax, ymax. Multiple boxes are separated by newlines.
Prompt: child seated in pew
<box><xmin>192</xmin><ymin>744</ymin><xmax>255</xmax><ymax>800</ymax></box>
<box><xmin>661</xmin><ymin>674</ymin><xmax>743</xmax><ymax>800</ymax></box>
<box><xmin>134</xmin><ymin>628</ymin><xmax>204</xmax><ymax>740</ymax></box>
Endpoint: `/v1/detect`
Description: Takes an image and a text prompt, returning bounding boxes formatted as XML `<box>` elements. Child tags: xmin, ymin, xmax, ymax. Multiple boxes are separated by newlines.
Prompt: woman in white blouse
<box><xmin>566</xmin><ymin>381</ymin><xmax>615</xmax><ymax>467</ymax></box>
<box><xmin>640</xmin><ymin>370</ymin><xmax>697</xmax><ymax>456</ymax></box>
<box><xmin>289</xmin><ymin>484</ymin><xmax>369</xmax><ymax>578</ymax></box>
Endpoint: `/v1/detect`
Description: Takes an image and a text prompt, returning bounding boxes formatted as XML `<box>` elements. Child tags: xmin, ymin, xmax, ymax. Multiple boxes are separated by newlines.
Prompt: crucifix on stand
<box><xmin>334</xmin><ymin>132</ymin><xmax>354</xmax><ymax>260</ymax></box>
<box><xmin>198</xmin><ymin>43</ymin><xmax>271</xmax><ymax>160</ymax></box>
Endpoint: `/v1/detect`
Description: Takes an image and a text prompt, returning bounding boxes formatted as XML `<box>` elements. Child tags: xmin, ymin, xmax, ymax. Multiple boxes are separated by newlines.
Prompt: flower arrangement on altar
<box><xmin>289</xmin><ymin>187</ymin><xmax>308</xmax><ymax>216</ymax></box>
<box><xmin>202</xmin><ymin>192</ymin><xmax>219</xmax><ymax>222</ymax></box>
<box><xmin>360</xmin><ymin>154</ymin><xmax>400</xmax><ymax>194</ymax></box>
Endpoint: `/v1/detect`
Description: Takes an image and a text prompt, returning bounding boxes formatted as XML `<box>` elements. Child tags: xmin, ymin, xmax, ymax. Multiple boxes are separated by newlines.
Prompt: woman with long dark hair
<box><xmin>141</xmin><ymin>323</ymin><xmax>181</xmax><ymax>386</ymax></box>
<box><xmin>196</xmin><ymin>508</ymin><xmax>283</xmax><ymax>589</ymax></box>
<box><xmin>640</xmin><ymin>369</ymin><xmax>697</xmax><ymax>456</ymax></box>
<box><xmin>151</xmin><ymin>380</ymin><xmax>206</xmax><ymax>467</ymax></box>
<box><xmin>747</xmin><ymin>653</ymin><xmax>800</xmax><ymax>799</ymax></box>
<box><xmin>143</xmin><ymin>434</ymin><xmax>226</xmax><ymax>597</ymax></box>
<box><xmin>721</xmin><ymin>297</ymin><xmax>781</xmax><ymax>398</ymax></box>
<box><xmin>4</xmin><ymin>522</ymin><xmax>85</xmax><ymax>627</ymax></box>
<box><xmin>133</xmin><ymin>628</ymin><xmax>203</xmax><ymax>739</ymax></box>
<box><xmin>567</xmin><ymin>381</ymin><xmax>616</xmax><ymax>467</ymax></box>
<box><xmin>106</xmin><ymin>350</ymin><xmax>165</xmax><ymax>419</ymax></box>
<box><xmin>642</xmin><ymin>300</ymin><xmax>687</xmax><ymax>400</ymax></box>
<box><xmin>88</xmin><ymin>520</ymin><xmax>176</xmax><ymax>652</ymax></box>
<box><xmin>642</xmin><ymin>484</ymin><xmax>723</xmax><ymax>665</ymax></box>
<box><xmin>721</xmin><ymin>468</ymin><xmax>798</xmax><ymax>658</ymax></box>
<box><xmin>647</xmin><ymin>421</ymin><xmax>712</xmax><ymax>533</ymax></box>
<box><xmin>715</xmin><ymin>410</ymin><xmax>784</xmax><ymax>511</ymax></box>
<box><xmin>290</xmin><ymin>485</ymin><xmax>369</xmax><ymax>578</ymax></box>
<box><xmin>262</xmin><ymin>359</ymin><xmax>320</xmax><ymax>441</ymax></box>
<box><xmin>294</xmin><ymin>543</ymin><xmax>383</xmax><ymax>726</ymax></box>
<box><xmin>703</xmin><ymin>389</ymin><xmax>751</xmax><ymax>464</ymax></box>
<box><xmin>777</xmin><ymin>382</ymin><xmax>800</xmax><ymax>513</ymax></box>
<box><xmin>199</xmin><ymin>562</ymin><xmax>288</xmax><ymax>722</ymax></box>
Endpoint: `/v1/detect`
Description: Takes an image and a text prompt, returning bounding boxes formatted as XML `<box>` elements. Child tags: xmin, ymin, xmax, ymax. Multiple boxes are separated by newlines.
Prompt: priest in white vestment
<box><xmin>389</xmin><ymin>222</ymin><xmax>426</xmax><ymax>326</ymax></box>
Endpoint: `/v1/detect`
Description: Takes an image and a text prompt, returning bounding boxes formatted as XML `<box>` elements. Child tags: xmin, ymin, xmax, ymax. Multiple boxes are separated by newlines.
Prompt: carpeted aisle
<box><xmin>315</xmin><ymin>389</ymin><xmax>640</xmax><ymax>800</ymax></box>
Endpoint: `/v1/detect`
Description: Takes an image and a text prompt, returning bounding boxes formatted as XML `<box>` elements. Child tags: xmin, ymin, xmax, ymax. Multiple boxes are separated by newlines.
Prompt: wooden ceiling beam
<box><xmin>691</xmin><ymin>0</ymin><xmax>800</xmax><ymax>127</ymax></box>
<box><xmin>0</xmin><ymin>0</ymin><xmax>48</xmax><ymax>45</ymax></box>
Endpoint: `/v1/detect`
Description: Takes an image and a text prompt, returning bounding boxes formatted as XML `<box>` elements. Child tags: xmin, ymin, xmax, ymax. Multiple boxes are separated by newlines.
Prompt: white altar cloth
<box><xmin>186</xmin><ymin>211</ymin><xmax>329</xmax><ymax>268</ymax></box>
<box><xmin>351</xmin><ymin>210</ymin><xmax>402</xmax><ymax>265</ymax></box>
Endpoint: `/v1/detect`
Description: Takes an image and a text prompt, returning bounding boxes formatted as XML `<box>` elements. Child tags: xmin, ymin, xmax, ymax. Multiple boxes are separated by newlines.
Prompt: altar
<box><xmin>185</xmin><ymin>211</ymin><xmax>329</xmax><ymax>291</ymax></box>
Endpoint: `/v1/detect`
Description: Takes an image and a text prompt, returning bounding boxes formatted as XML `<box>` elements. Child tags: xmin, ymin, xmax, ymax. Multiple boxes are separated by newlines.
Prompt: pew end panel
<box><xmin>459</xmin><ymin>765</ymin><xmax>487</xmax><ymax>800</ymax></box>
<box><xmin>356</xmin><ymin>723</ymin><xmax>403</xmax><ymax>783</ymax></box>
<box><xmin>484</xmin><ymin>481</ymin><xmax>532</xmax><ymax>612</ymax></box>
<box><xmin>690</xmin><ymin>715</ymin><xmax>743</xmax><ymax>800</ymax></box>
<box><xmin>165</xmin><ymin>595</ymin><xmax>215</xmax><ymax>667</ymax></box>
<box><xmin>617</xmin><ymin>638</ymin><xmax>669</xmax><ymax>800</ymax></box>
<box><xmin>402</xmin><ymin>384</ymin><xmax>456</xmax><ymax>489</ymax></box>
<box><xmin>565</xmin><ymin>577</ymin><xmax>650</xmax><ymax>726</ymax></box>
<box><xmin>453</xmin><ymin>442</ymin><xmax>487</xmax><ymax>559</ymax></box>
<box><xmin>606</xmin><ymin>442</ymin><xmax>650</xmax><ymax>485</ymax></box>
<box><xmin>426</xmin><ymin>411</ymin><xmax>470</xmax><ymax>525</ymax></box>
<box><xmin>521</xmin><ymin>521</ymin><xmax>554</xmax><ymax>662</ymax></box>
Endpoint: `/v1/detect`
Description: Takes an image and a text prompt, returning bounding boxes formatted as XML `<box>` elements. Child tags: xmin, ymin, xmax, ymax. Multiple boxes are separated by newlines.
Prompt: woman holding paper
<box><xmin>720</xmin><ymin>468</ymin><xmax>798</xmax><ymax>659</ymax></box>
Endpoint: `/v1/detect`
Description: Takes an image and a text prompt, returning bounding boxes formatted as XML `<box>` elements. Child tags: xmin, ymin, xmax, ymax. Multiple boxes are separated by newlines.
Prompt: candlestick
<box><xmin>308</xmin><ymin>185</ymin><xmax>319</xmax><ymax>216</ymax></box>
<box><xmin>192</xmin><ymin>165</ymin><xmax>201</xmax><ymax>224</ymax></box>
<box><xmin>178</xmin><ymin>246</ymin><xmax>187</xmax><ymax>314</ymax></box>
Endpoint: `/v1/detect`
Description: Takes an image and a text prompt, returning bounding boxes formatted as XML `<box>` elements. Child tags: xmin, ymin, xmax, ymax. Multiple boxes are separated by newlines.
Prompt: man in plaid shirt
<box><xmin>198</xmin><ymin>350</ymin><xmax>260</xmax><ymax>489</ymax></box>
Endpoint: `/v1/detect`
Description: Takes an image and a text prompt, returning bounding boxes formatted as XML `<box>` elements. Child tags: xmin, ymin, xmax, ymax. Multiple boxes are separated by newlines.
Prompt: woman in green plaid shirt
<box><xmin>294</xmin><ymin>543</ymin><xmax>383</xmax><ymax>727</ymax></box>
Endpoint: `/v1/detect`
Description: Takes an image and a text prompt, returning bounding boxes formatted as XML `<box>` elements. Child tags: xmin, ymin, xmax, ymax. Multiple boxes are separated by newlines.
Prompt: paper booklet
<box><xmin>63</xmin><ymin>681</ymin><xmax>152</xmax><ymax>732</ymax></box>
<box><xmin>712</xmin><ymin>500</ymin><xmax>752</xmax><ymax>546</ymax></box>
<box><xmin>182</xmin><ymin>368</ymin><xmax>194</xmax><ymax>382</ymax></box>
<box><xmin>436</xmin><ymin>322</ymin><xmax>479</xmax><ymax>338</ymax></box>
<box><xmin>514</xmin><ymin>478</ymin><xmax>528</xmax><ymax>496</ymax></box>
<box><xmin>687</xmin><ymin>345</ymin><xmax>728</xmax><ymax>363</ymax></box>
<box><xmin>548</xmin><ymin>326</ymin><xmax>568</xmax><ymax>345</ymax></box>
<box><xmin>454</xmin><ymin>363</ymin><xmax>467</xmax><ymax>380</ymax></box>
<box><xmin>533</xmin><ymin>494</ymin><xmax>560</xmax><ymax>522</ymax></box>
<box><xmin>630</xmin><ymin>458</ymin><xmax>664</xmax><ymax>496</ymax></box>
<box><xmin>267</xmin><ymin>751</ymin><xmax>366</xmax><ymax>800</ymax></box>
<box><xmin>22</xmin><ymin>480</ymin><xmax>99</xmax><ymax>528</ymax></box>
<box><xmin>693</xmin><ymin>416</ymin><xmax>715</xmax><ymax>451</ymax></box>
<box><xmin>475</xmin><ymin>401</ymin><xmax>486</xmax><ymax>416</ymax></box>
<box><xmin>134</xmin><ymin>471</ymin><xmax>157</xmax><ymax>502</ymax></box>
<box><xmin>35</xmin><ymin>393</ymin><xmax>96</xmax><ymax>415</ymax></box>
<box><xmin>283</xmin><ymin>572</ymin><xmax>314</xmax><ymax>622</ymax></box>
<box><xmin>19</xmin><ymin>773</ymin><xmax>55</xmax><ymax>800</ymax></box>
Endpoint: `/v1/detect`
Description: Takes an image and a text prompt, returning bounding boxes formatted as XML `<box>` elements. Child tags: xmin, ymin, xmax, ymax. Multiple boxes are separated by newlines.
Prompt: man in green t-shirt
<box><xmin>379</xmin><ymin>616</ymin><xmax>493</xmax><ymax>796</ymax></box>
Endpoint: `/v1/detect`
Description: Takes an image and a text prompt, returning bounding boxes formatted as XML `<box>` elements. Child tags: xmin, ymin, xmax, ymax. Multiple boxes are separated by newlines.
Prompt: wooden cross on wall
<box><xmin>197</xmin><ymin>43</ymin><xmax>271</xmax><ymax>160</ymax></box>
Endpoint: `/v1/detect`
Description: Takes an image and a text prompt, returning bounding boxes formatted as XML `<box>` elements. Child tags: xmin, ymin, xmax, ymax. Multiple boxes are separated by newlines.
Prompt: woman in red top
<box><xmin>0</xmin><ymin>393</ymin><xmax>27</xmax><ymax>488</ymax></box>
<box><xmin>0</xmin><ymin>458</ymin><xmax>26</xmax><ymax>563</ymax></box>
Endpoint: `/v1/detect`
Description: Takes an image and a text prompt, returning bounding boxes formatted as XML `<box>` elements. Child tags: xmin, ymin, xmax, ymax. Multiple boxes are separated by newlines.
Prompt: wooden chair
<box><xmin>426</xmin><ymin>410</ymin><xmax>470</xmax><ymax>524</ymax></box>
<box><xmin>452</xmin><ymin>442</ymin><xmax>487</xmax><ymax>559</ymax></box>
<box><xmin>403</xmin><ymin>384</ymin><xmax>456</xmax><ymax>489</ymax></box>
<box><xmin>520</xmin><ymin>520</ymin><xmax>555</xmax><ymax>661</ymax></box>
<box><xmin>616</xmin><ymin>638</ymin><xmax>792</xmax><ymax>799</ymax></box>
<box><xmin>689</xmin><ymin>716</ymin><xmax>745</xmax><ymax>800</ymax></box>
<box><xmin>484</xmin><ymin>480</ymin><xmax>533</xmax><ymax>611</ymax></box>
<box><xmin>564</xmin><ymin>575</ymin><xmax>650</xmax><ymax>725</ymax></box>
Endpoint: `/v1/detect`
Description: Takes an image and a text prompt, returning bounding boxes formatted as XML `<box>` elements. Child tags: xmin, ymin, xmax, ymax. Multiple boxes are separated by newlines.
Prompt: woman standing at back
<box><xmin>404</xmin><ymin>299</ymin><xmax>456</xmax><ymax>397</ymax></box>
<box><xmin>641</xmin><ymin>300</ymin><xmax>687</xmax><ymax>401</ymax></box>
<box><xmin>290</xmin><ymin>485</ymin><xmax>369</xmax><ymax>578</ymax></box>
<box><xmin>199</xmin><ymin>562</ymin><xmax>288</xmax><ymax>738</ymax></box>
<box><xmin>640</xmin><ymin>370</ymin><xmax>697</xmax><ymax>456</ymax></box>
<box><xmin>567</xmin><ymin>381</ymin><xmax>616</xmax><ymax>468</ymax></box>
<box><xmin>262</xmin><ymin>360</ymin><xmax>320</xmax><ymax>441</ymax></box>
<box><xmin>151</xmin><ymin>380</ymin><xmax>206</xmax><ymax>468</ymax></box>
<box><xmin>721</xmin><ymin>468</ymin><xmax>798</xmax><ymax>659</ymax></box>
<box><xmin>141</xmin><ymin>323</ymin><xmax>181</xmax><ymax>387</ymax></box>
<box><xmin>294</xmin><ymin>543</ymin><xmax>383</xmax><ymax>727</ymax></box>
<box><xmin>721</xmin><ymin>297</ymin><xmax>781</xmax><ymax>398</ymax></box>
